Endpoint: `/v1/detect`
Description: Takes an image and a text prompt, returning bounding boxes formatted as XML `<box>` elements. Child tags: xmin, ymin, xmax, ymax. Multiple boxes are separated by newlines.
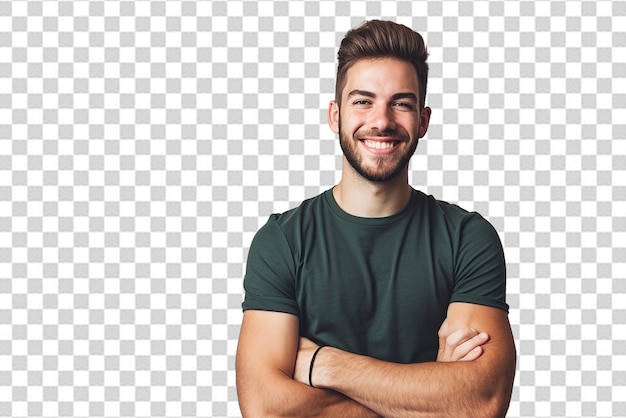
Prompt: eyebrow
<box><xmin>348</xmin><ymin>89</ymin><xmax>376</xmax><ymax>98</ymax></box>
<box><xmin>348</xmin><ymin>90</ymin><xmax>418</xmax><ymax>102</ymax></box>
<box><xmin>391</xmin><ymin>92</ymin><xmax>418</xmax><ymax>102</ymax></box>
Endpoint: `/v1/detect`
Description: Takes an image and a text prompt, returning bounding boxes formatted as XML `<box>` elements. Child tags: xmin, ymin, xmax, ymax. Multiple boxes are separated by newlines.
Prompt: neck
<box><xmin>333</xmin><ymin>158</ymin><xmax>413</xmax><ymax>218</ymax></box>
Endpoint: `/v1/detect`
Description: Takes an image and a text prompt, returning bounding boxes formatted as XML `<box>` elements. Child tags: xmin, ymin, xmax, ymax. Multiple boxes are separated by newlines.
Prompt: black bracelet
<box><xmin>308</xmin><ymin>345</ymin><xmax>328</xmax><ymax>388</ymax></box>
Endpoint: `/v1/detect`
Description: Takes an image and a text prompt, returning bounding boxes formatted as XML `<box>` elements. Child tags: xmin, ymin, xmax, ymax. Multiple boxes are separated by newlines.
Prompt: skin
<box><xmin>293</xmin><ymin>304</ymin><xmax>516</xmax><ymax>417</ymax></box>
<box><xmin>330</xmin><ymin>57</ymin><xmax>432</xmax><ymax>218</ymax></box>
<box><xmin>236</xmin><ymin>57</ymin><xmax>516</xmax><ymax>417</ymax></box>
<box><xmin>237</xmin><ymin>311</ymin><xmax>487</xmax><ymax>418</ymax></box>
<box><xmin>237</xmin><ymin>311</ymin><xmax>382</xmax><ymax>418</ymax></box>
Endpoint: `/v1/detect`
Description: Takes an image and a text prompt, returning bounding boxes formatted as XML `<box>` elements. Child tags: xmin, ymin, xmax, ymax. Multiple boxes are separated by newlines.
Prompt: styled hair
<box><xmin>335</xmin><ymin>20</ymin><xmax>429</xmax><ymax>110</ymax></box>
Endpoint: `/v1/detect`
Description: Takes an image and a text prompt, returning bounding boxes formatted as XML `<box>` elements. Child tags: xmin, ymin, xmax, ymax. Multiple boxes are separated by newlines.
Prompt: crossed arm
<box><xmin>236</xmin><ymin>310</ymin><xmax>380</xmax><ymax>417</ymax></box>
<box><xmin>236</xmin><ymin>302</ymin><xmax>516</xmax><ymax>417</ymax></box>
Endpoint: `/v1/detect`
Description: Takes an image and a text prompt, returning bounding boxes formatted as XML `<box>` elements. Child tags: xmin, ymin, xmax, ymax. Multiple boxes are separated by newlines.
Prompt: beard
<box><xmin>338</xmin><ymin>120</ymin><xmax>419</xmax><ymax>183</ymax></box>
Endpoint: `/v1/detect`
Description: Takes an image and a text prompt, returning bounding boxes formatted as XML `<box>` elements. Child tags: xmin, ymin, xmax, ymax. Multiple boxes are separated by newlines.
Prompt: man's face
<box><xmin>330</xmin><ymin>58</ymin><xmax>430</xmax><ymax>183</ymax></box>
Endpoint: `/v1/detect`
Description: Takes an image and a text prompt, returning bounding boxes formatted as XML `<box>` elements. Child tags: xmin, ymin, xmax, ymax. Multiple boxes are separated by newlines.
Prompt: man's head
<box><xmin>335</xmin><ymin>20</ymin><xmax>429</xmax><ymax>111</ymax></box>
<box><xmin>329</xmin><ymin>21</ymin><xmax>431</xmax><ymax>184</ymax></box>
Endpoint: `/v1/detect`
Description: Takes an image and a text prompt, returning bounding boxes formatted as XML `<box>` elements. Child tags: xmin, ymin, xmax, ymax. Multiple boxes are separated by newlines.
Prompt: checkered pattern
<box><xmin>0</xmin><ymin>0</ymin><xmax>624</xmax><ymax>416</ymax></box>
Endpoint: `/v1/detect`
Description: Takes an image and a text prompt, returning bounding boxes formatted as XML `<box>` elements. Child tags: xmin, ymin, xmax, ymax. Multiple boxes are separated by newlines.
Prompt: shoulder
<box><xmin>415</xmin><ymin>191</ymin><xmax>504</xmax><ymax>261</ymax></box>
<box><xmin>263</xmin><ymin>190</ymin><xmax>330</xmax><ymax>231</ymax></box>
<box><xmin>418</xmin><ymin>191</ymin><xmax>496</xmax><ymax>234</ymax></box>
<box><xmin>423</xmin><ymin>196</ymin><xmax>508</xmax><ymax>311</ymax></box>
<box><xmin>250</xmin><ymin>190</ymin><xmax>330</xmax><ymax>249</ymax></box>
<box><xmin>422</xmin><ymin>192</ymin><xmax>476</xmax><ymax>221</ymax></box>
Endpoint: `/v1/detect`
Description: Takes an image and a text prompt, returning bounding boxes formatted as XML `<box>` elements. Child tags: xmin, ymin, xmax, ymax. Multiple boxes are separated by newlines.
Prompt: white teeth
<box><xmin>363</xmin><ymin>140</ymin><xmax>395</xmax><ymax>150</ymax></box>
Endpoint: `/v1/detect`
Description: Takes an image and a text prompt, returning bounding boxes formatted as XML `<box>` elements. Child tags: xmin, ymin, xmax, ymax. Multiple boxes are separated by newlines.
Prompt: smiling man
<box><xmin>236</xmin><ymin>20</ymin><xmax>516</xmax><ymax>417</ymax></box>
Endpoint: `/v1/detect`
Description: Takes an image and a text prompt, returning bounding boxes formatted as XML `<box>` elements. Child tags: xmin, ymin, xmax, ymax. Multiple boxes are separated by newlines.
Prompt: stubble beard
<box><xmin>338</xmin><ymin>119</ymin><xmax>419</xmax><ymax>183</ymax></box>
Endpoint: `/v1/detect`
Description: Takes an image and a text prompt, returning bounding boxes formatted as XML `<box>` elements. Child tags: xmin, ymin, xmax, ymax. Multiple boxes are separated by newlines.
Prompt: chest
<box><xmin>294</xmin><ymin>225</ymin><xmax>456</xmax><ymax>362</ymax></box>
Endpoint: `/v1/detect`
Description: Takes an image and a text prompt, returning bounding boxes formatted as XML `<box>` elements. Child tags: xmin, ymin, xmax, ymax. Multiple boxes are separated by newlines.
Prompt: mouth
<box><xmin>361</xmin><ymin>139</ymin><xmax>400</xmax><ymax>151</ymax></box>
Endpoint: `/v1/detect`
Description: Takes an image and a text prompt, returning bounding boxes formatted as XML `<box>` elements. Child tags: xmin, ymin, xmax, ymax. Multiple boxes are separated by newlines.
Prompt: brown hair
<box><xmin>335</xmin><ymin>20</ymin><xmax>429</xmax><ymax>110</ymax></box>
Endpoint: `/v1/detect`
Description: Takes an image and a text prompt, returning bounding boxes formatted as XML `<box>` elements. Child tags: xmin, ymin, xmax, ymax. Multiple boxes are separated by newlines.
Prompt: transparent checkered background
<box><xmin>0</xmin><ymin>0</ymin><xmax>624</xmax><ymax>417</ymax></box>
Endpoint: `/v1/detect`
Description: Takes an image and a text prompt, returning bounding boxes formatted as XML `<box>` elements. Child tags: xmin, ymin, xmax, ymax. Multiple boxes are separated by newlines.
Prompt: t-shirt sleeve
<box><xmin>450</xmin><ymin>213</ymin><xmax>509</xmax><ymax>312</ymax></box>
<box><xmin>241</xmin><ymin>215</ymin><xmax>300</xmax><ymax>315</ymax></box>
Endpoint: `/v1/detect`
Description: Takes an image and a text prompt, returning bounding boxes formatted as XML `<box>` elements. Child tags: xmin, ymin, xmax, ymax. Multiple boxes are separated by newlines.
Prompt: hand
<box><xmin>437</xmin><ymin>327</ymin><xmax>489</xmax><ymax>362</ymax></box>
<box><xmin>293</xmin><ymin>337</ymin><xmax>320</xmax><ymax>386</ymax></box>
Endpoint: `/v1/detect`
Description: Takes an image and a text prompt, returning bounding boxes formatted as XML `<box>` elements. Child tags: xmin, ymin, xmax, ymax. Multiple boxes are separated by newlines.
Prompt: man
<box><xmin>236</xmin><ymin>20</ymin><xmax>516</xmax><ymax>417</ymax></box>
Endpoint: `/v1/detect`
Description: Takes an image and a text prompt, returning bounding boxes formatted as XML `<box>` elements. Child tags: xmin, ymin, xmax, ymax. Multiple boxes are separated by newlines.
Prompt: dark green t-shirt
<box><xmin>242</xmin><ymin>188</ymin><xmax>508</xmax><ymax>364</ymax></box>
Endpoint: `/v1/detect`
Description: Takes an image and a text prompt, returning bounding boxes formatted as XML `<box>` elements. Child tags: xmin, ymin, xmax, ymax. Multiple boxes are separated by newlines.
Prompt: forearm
<box><xmin>313</xmin><ymin>348</ymin><xmax>514</xmax><ymax>418</ymax></box>
<box><xmin>238</xmin><ymin>370</ymin><xmax>381</xmax><ymax>418</ymax></box>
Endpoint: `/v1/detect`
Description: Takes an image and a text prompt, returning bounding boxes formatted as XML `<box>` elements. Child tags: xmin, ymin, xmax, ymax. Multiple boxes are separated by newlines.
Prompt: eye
<box><xmin>353</xmin><ymin>99</ymin><xmax>371</xmax><ymax>106</ymax></box>
<box><xmin>393</xmin><ymin>101</ymin><xmax>414</xmax><ymax>109</ymax></box>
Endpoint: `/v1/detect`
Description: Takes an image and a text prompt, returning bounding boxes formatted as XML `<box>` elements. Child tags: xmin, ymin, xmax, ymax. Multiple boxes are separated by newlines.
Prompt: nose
<box><xmin>369</xmin><ymin>104</ymin><xmax>396</xmax><ymax>132</ymax></box>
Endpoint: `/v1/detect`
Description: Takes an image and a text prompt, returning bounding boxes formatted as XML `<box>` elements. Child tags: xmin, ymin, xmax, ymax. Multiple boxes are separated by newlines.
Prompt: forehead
<box><xmin>343</xmin><ymin>57</ymin><xmax>420</xmax><ymax>97</ymax></box>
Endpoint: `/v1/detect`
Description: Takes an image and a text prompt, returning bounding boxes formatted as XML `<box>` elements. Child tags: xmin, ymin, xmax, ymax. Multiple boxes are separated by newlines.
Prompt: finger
<box><xmin>446</xmin><ymin>328</ymin><xmax>479</xmax><ymax>345</ymax></box>
<box><xmin>442</xmin><ymin>328</ymin><xmax>479</xmax><ymax>354</ymax></box>
<box><xmin>438</xmin><ymin>328</ymin><xmax>478</xmax><ymax>361</ymax></box>
<box><xmin>452</xmin><ymin>332</ymin><xmax>489</xmax><ymax>361</ymax></box>
<box><xmin>458</xmin><ymin>346</ymin><xmax>483</xmax><ymax>362</ymax></box>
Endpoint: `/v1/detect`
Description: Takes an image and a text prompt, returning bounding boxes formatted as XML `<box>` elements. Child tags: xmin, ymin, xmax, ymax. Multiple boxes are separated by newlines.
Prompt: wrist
<box><xmin>309</xmin><ymin>345</ymin><xmax>328</xmax><ymax>387</ymax></box>
<box><xmin>309</xmin><ymin>345</ymin><xmax>337</xmax><ymax>389</ymax></box>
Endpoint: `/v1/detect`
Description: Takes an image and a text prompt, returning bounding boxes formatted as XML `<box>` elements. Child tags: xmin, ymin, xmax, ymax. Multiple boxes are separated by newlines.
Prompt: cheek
<box><xmin>342</xmin><ymin>112</ymin><xmax>368</xmax><ymax>132</ymax></box>
<box><xmin>403</xmin><ymin>115</ymin><xmax>421</xmax><ymax>137</ymax></box>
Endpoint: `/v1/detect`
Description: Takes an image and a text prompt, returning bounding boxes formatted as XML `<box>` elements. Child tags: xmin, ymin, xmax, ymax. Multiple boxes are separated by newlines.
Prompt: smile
<box><xmin>362</xmin><ymin>140</ymin><xmax>398</xmax><ymax>150</ymax></box>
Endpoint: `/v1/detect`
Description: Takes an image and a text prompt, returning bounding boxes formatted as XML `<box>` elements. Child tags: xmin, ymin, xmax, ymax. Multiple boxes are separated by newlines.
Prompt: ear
<box><xmin>328</xmin><ymin>100</ymin><xmax>340</xmax><ymax>134</ymax></box>
<box><xmin>418</xmin><ymin>106</ymin><xmax>431</xmax><ymax>138</ymax></box>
